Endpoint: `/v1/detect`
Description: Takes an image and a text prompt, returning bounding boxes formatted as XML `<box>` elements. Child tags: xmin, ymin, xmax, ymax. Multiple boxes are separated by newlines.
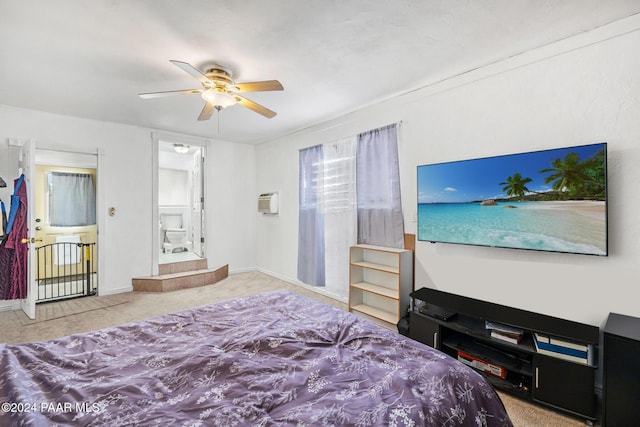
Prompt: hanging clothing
<box><xmin>4</xmin><ymin>174</ymin><xmax>24</xmax><ymax>239</ymax></box>
<box><xmin>1</xmin><ymin>199</ymin><xmax>6</xmax><ymax>237</ymax></box>
<box><xmin>0</xmin><ymin>196</ymin><xmax>15</xmax><ymax>298</ymax></box>
<box><xmin>0</xmin><ymin>174</ymin><xmax>28</xmax><ymax>300</ymax></box>
<box><xmin>0</xmin><ymin>239</ymin><xmax>13</xmax><ymax>298</ymax></box>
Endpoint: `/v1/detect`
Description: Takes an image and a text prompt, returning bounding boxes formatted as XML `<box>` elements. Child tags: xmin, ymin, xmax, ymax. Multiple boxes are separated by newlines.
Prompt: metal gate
<box><xmin>35</xmin><ymin>242</ymin><xmax>96</xmax><ymax>303</ymax></box>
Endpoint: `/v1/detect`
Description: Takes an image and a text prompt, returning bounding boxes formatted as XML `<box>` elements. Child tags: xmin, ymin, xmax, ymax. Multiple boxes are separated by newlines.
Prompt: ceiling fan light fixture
<box><xmin>201</xmin><ymin>89</ymin><xmax>236</xmax><ymax>108</ymax></box>
<box><xmin>174</xmin><ymin>143</ymin><xmax>189</xmax><ymax>154</ymax></box>
<box><xmin>140</xmin><ymin>60</ymin><xmax>281</xmax><ymax>119</ymax></box>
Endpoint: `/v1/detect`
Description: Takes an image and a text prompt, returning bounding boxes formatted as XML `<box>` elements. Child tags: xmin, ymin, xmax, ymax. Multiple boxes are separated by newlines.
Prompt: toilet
<box><xmin>161</xmin><ymin>213</ymin><xmax>192</xmax><ymax>253</ymax></box>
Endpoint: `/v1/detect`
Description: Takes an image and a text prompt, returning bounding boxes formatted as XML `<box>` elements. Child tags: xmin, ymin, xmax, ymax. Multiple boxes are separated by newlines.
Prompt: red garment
<box><xmin>0</xmin><ymin>243</ymin><xmax>13</xmax><ymax>299</ymax></box>
<box><xmin>0</xmin><ymin>175</ymin><xmax>28</xmax><ymax>300</ymax></box>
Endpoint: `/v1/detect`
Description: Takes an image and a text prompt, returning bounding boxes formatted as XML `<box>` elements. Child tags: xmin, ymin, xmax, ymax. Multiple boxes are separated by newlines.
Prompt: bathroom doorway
<box><xmin>154</xmin><ymin>137</ymin><xmax>206</xmax><ymax>267</ymax></box>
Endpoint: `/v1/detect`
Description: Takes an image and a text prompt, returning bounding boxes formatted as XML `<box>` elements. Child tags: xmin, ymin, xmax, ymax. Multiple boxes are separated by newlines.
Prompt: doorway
<box><xmin>33</xmin><ymin>150</ymin><xmax>98</xmax><ymax>303</ymax></box>
<box><xmin>153</xmin><ymin>136</ymin><xmax>206</xmax><ymax>270</ymax></box>
<box><xmin>0</xmin><ymin>142</ymin><xmax>100</xmax><ymax>318</ymax></box>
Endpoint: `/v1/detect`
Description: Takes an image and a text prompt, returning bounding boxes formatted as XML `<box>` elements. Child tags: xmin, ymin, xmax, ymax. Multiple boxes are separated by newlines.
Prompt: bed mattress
<box><xmin>0</xmin><ymin>290</ymin><xmax>512</xmax><ymax>426</ymax></box>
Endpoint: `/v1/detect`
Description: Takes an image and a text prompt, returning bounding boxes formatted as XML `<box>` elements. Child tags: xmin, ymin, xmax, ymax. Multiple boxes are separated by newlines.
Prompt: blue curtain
<box><xmin>297</xmin><ymin>145</ymin><xmax>325</xmax><ymax>286</ymax></box>
<box><xmin>356</xmin><ymin>124</ymin><xmax>405</xmax><ymax>248</ymax></box>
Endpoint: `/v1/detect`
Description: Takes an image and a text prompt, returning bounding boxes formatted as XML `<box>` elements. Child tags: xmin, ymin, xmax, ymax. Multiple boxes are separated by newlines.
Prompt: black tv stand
<box><xmin>409</xmin><ymin>287</ymin><xmax>599</xmax><ymax>423</ymax></box>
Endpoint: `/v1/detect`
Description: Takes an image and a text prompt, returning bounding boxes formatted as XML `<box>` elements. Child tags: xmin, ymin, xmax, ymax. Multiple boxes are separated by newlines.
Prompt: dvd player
<box><xmin>418</xmin><ymin>303</ymin><xmax>457</xmax><ymax>321</ymax></box>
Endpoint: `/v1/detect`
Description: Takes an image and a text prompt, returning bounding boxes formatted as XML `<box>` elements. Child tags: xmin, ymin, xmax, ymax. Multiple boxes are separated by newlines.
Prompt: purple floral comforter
<box><xmin>0</xmin><ymin>290</ymin><xmax>512</xmax><ymax>426</ymax></box>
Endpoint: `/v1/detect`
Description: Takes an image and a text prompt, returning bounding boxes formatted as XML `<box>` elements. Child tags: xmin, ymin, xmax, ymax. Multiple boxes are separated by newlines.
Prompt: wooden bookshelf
<box><xmin>348</xmin><ymin>244</ymin><xmax>413</xmax><ymax>330</ymax></box>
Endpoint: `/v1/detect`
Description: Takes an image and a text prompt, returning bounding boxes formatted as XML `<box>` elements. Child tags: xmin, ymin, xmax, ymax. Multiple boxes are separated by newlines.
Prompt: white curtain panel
<box><xmin>322</xmin><ymin>137</ymin><xmax>357</xmax><ymax>298</ymax></box>
<box><xmin>49</xmin><ymin>172</ymin><xmax>96</xmax><ymax>227</ymax></box>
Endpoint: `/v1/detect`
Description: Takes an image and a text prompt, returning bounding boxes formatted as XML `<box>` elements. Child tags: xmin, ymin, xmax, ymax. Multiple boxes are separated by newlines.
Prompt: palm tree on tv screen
<box><xmin>539</xmin><ymin>150</ymin><xmax>605</xmax><ymax>199</ymax></box>
<box><xmin>499</xmin><ymin>173</ymin><xmax>533</xmax><ymax>199</ymax></box>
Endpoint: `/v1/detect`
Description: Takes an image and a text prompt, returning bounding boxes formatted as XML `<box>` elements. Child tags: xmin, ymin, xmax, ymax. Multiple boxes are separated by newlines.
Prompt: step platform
<box><xmin>132</xmin><ymin>260</ymin><xmax>228</xmax><ymax>292</ymax></box>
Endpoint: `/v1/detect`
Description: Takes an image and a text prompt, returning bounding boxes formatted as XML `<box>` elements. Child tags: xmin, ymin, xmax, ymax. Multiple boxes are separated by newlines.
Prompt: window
<box><xmin>297</xmin><ymin>124</ymin><xmax>403</xmax><ymax>297</ymax></box>
<box><xmin>48</xmin><ymin>172</ymin><xmax>96</xmax><ymax>227</ymax></box>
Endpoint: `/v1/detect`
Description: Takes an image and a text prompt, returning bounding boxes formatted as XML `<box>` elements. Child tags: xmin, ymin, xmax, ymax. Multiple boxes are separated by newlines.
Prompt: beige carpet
<box><xmin>0</xmin><ymin>271</ymin><xmax>589</xmax><ymax>426</ymax></box>
<box><xmin>15</xmin><ymin>293</ymin><xmax>132</xmax><ymax>326</ymax></box>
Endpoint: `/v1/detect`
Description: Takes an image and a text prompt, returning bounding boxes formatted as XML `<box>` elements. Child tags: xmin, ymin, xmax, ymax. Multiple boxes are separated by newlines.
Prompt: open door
<box><xmin>4</xmin><ymin>138</ymin><xmax>37</xmax><ymax>319</ymax></box>
<box><xmin>19</xmin><ymin>139</ymin><xmax>36</xmax><ymax>319</ymax></box>
<box><xmin>191</xmin><ymin>147</ymin><xmax>205</xmax><ymax>258</ymax></box>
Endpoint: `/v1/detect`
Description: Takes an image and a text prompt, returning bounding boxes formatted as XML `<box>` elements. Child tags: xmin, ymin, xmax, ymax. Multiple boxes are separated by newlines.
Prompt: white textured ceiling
<box><xmin>1</xmin><ymin>1</ymin><xmax>639</xmax><ymax>144</ymax></box>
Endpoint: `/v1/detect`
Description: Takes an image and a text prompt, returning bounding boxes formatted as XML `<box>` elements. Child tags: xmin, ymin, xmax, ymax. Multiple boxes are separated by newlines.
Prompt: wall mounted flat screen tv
<box><xmin>417</xmin><ymin>143</ymin><xmax>608</xmax><ymax>256</ymax></box>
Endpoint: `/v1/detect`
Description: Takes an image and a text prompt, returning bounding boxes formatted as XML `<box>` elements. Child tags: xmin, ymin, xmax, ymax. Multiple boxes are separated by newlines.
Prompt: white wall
<box><xmin>0</xmin><ymin>106</ymin><xmax>256</xmax><ymax>310</ymax></box>
<box><xmin>255</xmin><ymin>16</ymin><xmax>640</xmax><ymax>328</ymax></box>
<box><xmin>206</xmin><ymin>139</ymin><xmax>256</xmax><ymax>272</ymax></box>
<box><xmin>159</xmin><ymin>168</ymin><xmax>189</xmax><ymax>206</ymax></box>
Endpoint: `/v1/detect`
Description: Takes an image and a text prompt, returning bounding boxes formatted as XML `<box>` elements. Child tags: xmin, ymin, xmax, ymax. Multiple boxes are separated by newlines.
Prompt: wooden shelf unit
<box><xmin>348</xmin><ymin>244</ymin><xmax>413</xmax><ymax>330</ymax></box>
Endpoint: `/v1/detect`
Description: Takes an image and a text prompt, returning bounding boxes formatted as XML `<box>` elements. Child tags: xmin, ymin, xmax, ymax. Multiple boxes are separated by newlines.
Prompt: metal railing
<box><xmin>35</xmin><ymin>242</ymin><xmax>97</xmax><ymax>303</ymax></box>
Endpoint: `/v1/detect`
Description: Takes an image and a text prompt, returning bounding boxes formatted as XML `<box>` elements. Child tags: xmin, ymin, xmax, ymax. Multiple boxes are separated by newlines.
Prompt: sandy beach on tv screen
<box><xmin>526</xmin><ymin>200</ymin><xmax>605</xmax><ymax>220</ymax></box>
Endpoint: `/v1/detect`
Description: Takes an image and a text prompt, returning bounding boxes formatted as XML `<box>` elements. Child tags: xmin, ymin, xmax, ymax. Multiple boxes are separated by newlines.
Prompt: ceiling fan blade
<box><xmin>235</xmin><ymin>94</ymin><xmax>277</xmax><ymax>118</ymax></box>
<box><xmin>198</xmin><ymin>102</ymin><xmax>215</xmax><ymax>121</ymax></box>
<box><xmin>170</xmin><ymin>60</ymin><xmax>213</xmax><ymax>85</ymax></box>
<box><xmin>138</xmin><ymin>89</ymin><xmax>202</xmax><ymax>99</ymax></box>
<box><xmin>234</xmin><ymin>80</ymin><xmax>283</xmax><ymax>92</ymax></box>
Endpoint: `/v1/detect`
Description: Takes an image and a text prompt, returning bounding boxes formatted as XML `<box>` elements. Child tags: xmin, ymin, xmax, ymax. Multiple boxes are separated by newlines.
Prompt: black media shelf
<box><xmin>441</xmin><ymin>334</ymin><xmax>533</xmax><ymax>377</ymax></box>
<box><xmin>408</xmin><ymin>287</ymin><xmax>599</xmax><ymax>423</ymax></box>
<box><xmin>483</xmin><ymin>372</ymin><xmax>532</xmax><ymax>400</ymax></box>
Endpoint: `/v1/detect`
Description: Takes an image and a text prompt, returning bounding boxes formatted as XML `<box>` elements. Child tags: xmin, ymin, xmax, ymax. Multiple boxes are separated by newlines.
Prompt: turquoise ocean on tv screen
<box><xmin>417</xmin><ymin>201</ymin><xmax>606</xmax><ymax>255</ymax></box>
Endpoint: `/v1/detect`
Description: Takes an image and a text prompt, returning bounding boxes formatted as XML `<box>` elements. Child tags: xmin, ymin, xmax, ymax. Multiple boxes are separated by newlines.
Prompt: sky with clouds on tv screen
<box><xmin>417</xmin><ymin>143</ymin><xmax>605</xmax><ymax>204</ymax></box>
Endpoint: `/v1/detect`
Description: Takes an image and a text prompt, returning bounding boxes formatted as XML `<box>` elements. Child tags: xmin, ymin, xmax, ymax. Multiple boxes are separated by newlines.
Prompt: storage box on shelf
<box><xmin>348</xmin><ymin>244</ymin><xmax>413</xmax><ymax>330</ymax></box>
<box><xmin>409</xmin><ymin>287</ymin><xmax>599</xmax><ymax>422</ymax></box>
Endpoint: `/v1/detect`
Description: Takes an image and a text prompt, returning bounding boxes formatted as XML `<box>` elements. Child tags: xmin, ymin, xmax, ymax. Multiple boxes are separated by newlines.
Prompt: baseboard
<box><xmin>98</xmin><ymin>285</ymin><xmax>133</xmax><ymax>296</ymax></box>
<box><xmin>0</xmin><ymin>300</ymin><xmax>21</xmax><ymax>312</ymax></box>
<box><xmin>229</xmin><ymin>266</ymin><xmax>257</xmax><ymax>275</ymax></box>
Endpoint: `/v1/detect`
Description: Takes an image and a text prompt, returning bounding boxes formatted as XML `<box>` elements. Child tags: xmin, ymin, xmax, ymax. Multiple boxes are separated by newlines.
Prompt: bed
<box><xmin>0</xmin><ymin>290</ymin><xmax>513</xmax><ymax>426</ymax></box>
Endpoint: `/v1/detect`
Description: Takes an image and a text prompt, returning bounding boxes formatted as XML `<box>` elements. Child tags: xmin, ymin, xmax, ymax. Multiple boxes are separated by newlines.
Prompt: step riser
<box><xmin>132</xmin><ymin>265</ymin><xmax>228</xmax><ymax>292</ymax></box>
<box><xmin>159</xmin><ymin>258</ymin><xmax>208</xmax><ymax>275</ymax></box>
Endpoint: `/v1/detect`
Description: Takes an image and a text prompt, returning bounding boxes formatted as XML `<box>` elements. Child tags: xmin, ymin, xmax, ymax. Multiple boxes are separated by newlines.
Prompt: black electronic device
<box><xmin>418</xmin><ymin>303</ymin><xmax>457</xmax><ymax>321</ymax></box>
<box><xmin>417</xmin><ymin>142</ymin><xmax>608</xmax><ymax>256</ymax></box>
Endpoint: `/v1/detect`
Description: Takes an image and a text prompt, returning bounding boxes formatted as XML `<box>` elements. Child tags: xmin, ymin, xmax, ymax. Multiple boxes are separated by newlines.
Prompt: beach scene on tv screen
<box><xmin>417</xmin><ymin>143</ymin><xmax>607</xmax><ymax>255</ymax></box>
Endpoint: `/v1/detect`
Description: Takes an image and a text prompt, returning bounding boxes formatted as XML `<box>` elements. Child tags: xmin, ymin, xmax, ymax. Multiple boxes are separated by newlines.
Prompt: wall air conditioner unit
<box><xmin>258</xmin><ymin>192</ymin><xmax>279</xmax><ymax>215</ymax></box>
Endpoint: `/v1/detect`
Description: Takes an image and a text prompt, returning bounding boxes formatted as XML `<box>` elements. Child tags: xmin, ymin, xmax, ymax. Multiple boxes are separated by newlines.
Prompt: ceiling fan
<box><xmin>139</xmin><ymin>60</ymin><xmax>283</xmax><ymax>120</ymax></box>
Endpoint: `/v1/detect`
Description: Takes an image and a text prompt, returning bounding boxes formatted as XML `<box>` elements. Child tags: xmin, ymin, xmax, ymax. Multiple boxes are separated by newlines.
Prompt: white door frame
<box><xmin>151</xmin><ymin>132</ymin><xmax>208</xmax><ymax>275</ymax></box>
